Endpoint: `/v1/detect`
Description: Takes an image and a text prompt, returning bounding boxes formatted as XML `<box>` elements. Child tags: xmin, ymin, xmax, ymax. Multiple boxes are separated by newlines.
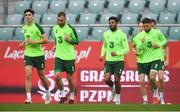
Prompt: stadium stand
<box><xmin>49</xmin><ymin>0</ymin><xmax>67</xmax><ymax>14</ymax></box>
<box><xmin>91</xmin><ymin>27</ymin><xmax>108</xmax><ymax>41</ymax></box>
<box><xmin>32</xmin><ymin>1</ymin><xmax>49</xmax><ymax>14</ymax></box>
<box><xmin>169</xmin><ymin>27</ymin><xmax>180</xmax><ymax>40</ymax></box>
<box><xmin>148</xmin><ymin>0</ymin><xmax>166</xmax><ymax>14</ymax></box>
<box><xmin>0</xmin><ymin>28</ymin><xmax>14</xmax><ymax>40</ymax></box>
<box><xmin>79</xmin><ymin>13</ymin><xmax>97</xmax><ymax>24</ymax></box>
<box><xmin>68</xmin><ymin>0</ymin><xmax>85</xmax><ymax>14</ymax></box>
<box><xmin>128</xmin><ymin>0</ymin><xmax>145</xmax><ymax>14</ymax></box>
<box><xmin>14</xmin><ymin>1</ymin><xmax>31</xmax><ymax>14</ymax></box>
<box><xmin>108</xmin><ymin>0</ymin><xmax>125</xmax><ymax>14</ymax></box>
<box><xmin>0</xmin><ymin>0</ymin><xmax>180</xmax><ymax>41</ymax></box>
<box><xmin>75</xmin><ymin>27</ymin><xmax>89</xmax><ymax>41</ymax></box>
<box><xmin>121</xmin><ymin>13</ymin><xmax>139</xmax><ymax>24</ymax></box>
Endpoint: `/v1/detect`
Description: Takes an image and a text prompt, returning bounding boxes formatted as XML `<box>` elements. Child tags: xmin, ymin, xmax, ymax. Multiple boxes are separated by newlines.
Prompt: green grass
<box><xmin>0</xmin><ymin>104</ymin><xmax>180</xmax><ymax>111</ymax></box>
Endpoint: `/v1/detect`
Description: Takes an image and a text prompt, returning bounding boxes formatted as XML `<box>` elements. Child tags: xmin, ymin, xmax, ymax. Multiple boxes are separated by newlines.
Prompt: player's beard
<box><xmin>110</xmin><ymin>27</ymin><xmax>117</xmax><ymax>32</ymax></box>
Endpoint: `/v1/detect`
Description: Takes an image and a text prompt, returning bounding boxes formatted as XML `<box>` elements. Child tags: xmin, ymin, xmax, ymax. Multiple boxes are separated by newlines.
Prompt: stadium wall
<box><xmin>0</xmin><ymin>41</ymin><xmax>180</xmax><ymax>104</ymax></box>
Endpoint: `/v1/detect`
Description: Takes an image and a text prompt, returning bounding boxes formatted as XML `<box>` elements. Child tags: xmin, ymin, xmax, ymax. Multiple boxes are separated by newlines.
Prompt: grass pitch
<box><xmin>0</xmin><ymin>104</ymin><xmax>180</xmax><ymax>111</ymax></box>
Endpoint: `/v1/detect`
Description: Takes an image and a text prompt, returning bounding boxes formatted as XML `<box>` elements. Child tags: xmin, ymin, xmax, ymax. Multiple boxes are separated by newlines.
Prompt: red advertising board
<box><xmin>0</xmin><ymin>41</ymin><xmax>180</xmax><ymax>104</ymax></box>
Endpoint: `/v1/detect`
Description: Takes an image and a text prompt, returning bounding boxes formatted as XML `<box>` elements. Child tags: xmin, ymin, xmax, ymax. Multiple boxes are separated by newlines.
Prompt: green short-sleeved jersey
<box><xmin>136</xmin><ymin>28</ymin><xmax>167</xmax><ymax>63</ymax></box>
<box><xmin>53</xmin><ymin>24</ymin><xmax>79</xmax><ymax>60</ymax></box>
<box><xmin>23</xmin><ymin>22</ymin><xmax>45</xmax><ymax>57</ymax></box>
<box><xmin>101</xmin><ymin>29</ymin><xmax>129</xmax><ymax>61</ymax></box>
<box><xmin>132</xmin><ymin>33</ymin><xmax>144</xmax><ymax>63</ymax></box>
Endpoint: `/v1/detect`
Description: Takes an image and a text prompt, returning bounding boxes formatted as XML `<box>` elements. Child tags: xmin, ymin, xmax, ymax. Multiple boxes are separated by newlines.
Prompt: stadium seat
<box><xmin>132</xmin><ymin>27</ymin><xmax>139</xmax><ymax>36</ymax></box>
<box><xmin>49</xmin><ymin>0</ymin><xmax>67</xmax><ymax>14</ymax></box>
<box><xmin>15</xmin><ymin>27</ymin><xmax>24</xmax><ymax>40</ymax></box>
<box><xmin>148</xmin><ymin>0</ymin><xmax>166</xmax><ymax>14</ymax></box>
<box><xmin>34</xmin><ymin>14</ymin><xmax>41</xmax><ymax>24</ymax></box>
<box><xmin>177</xmin><ymin>13</ymin><xmax>180</xmax><ymax>24</ymax></box>
<box><xmin>15</xmin><ymin>1</ymin><xmax>31</xmax><ymax>14</ymax></box>
<box><xmin>128</xmin><ymin>0</ymin><xmax>145</xmax><ymax>14</ymax></box>
<box><xmin>157</xmin><ymin>27</ymin><xmax>169</xmax><ymax>37</ymax></box>
<box><xmin>43</xmin><ymin>27</ymin><xmax>51</xmax><ymax>39</ymax></box>
<box><xmin>88</xmin><ymin>0</ymin><xmax>105</xmax><ymax>14</ymax></box>
<box><xmin>68</xmin><ymin>0</ymin><xmax>85</xmax><ymax>14</ymax></box>
<box><xmin>66</xmin><ymin>13</ymin><xmax>77</xmax><ymax>24</ymax></box>
<box><xmin>0</xmin><ymin>28</ymin><xmax>14</xmax><ymax>40</ymax></box>
<box><xmin>41</xmin><ymin>13</ymin><xmax>56</xmax><ymax>25</ymax></box>
<box><xmin>159</xmin><ymin>12</ymin><xmax>176</xmax><ymax>24</ymax></box>
<box><xmin>121</xmin><ymin>13</ymin><xmax>139</xmax><ymax>24</ymax></box>
<box><xmin>100</xmin><ymin>14</ymin><xmax>117</xmax><ymax>24</ymax></box>
<box><xmin>141</xmin><ymin>13</ymin><xmax>158</xmax><ymax>21</ymax></box>
<box><xmin>32</xmin><ymin>1</ymin><xmax>49</xmax><ymax>14</ymax></box>
<box><xmin>119</xmin><ymin>27</ymin><xmax>130</xmax><ymax>37</ymax></box>
<box><xmin>169</xmin><ymin>27</ymin><xmax>180</xmax><ymax>40</ymax></box>
<box><xmin>75</xmin><ymin>27</ymin><xmax>89</xmax><ymax>41</ymax></box>
<box><xmin>167</xmin><ymin>0</ymin><xmax>180</xmax><ymax>13</ymax></box>
<box><xmin>7</xmin><ymin>14</ymin><xmax>23</xmax><ymax>25</ymax></box>
<box><xmin>91</xmin><ymin>27</ymin><xmax>108</xmax><ymax>40</ymax></box>
<box><xmin>108</xmin><ymin>0</ymin><xmax>125</xmax><ymax>14</ymax></box>
<box><xmin>79</xmin><ymin>13</ymin><xmax>97</xmax><ymax>24</ymax></box>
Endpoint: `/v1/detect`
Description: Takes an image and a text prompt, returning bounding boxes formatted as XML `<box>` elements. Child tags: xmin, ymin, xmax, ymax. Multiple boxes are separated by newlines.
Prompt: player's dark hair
<box><xmin>57</xmin><ymin>11</ymin><xmax>66</xmax><ymax>17</ymax></box>
<box><xmin>108</xmin><ymin>16</ymin><xmax>118</xmax><ymax>23</ymax></box>
<box><xmin>151</xmin><ymin>19</ymin><xmax>157</xmax><ymax>25</ymax></box>
<box><xmin>24</xmin><ymin>9</ymin><xmax>34</xmax><ymax>15</ymax></box>
<box><xmin>142</xmin><ymin>17</ymin><xmax>152</xmax><ymax>24</ymax></box>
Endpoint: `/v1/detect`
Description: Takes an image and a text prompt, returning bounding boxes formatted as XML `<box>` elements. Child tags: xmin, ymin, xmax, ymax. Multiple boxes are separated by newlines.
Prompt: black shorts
<box><xmin>24</xmin><ymin>55</ymin><xmax>45</xmax><ymax>70</ymax></box>
<box><xmin>104</xmin><ymin>61</ymin><xmax>124</xmax><ymax>75</ymax></box>
<box><xmin>54</xmin><ymin>57</ymin><xmax>75</xmax><ymax>74</ymax></box>
<box><xmin>137</xmin><ymin>63</ymin><xmax>147</xmax><ymax>75</ymax></box>
<box><xmin>144</xmin><ymin>60</ymin><xmax>162</xmax><ymax>75</ymax></box>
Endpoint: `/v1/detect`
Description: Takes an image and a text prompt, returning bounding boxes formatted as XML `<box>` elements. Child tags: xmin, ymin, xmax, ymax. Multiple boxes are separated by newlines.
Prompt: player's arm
<box><xmin>152</xmin><ymin>31</ymin><xmax>167</xmax><ymax>48</ymax></box>
<box><xmin>115</xmin><ymin>34</ymin><xmax>129</xmax><ymax>56</ymax></box>
<box><xmin>164</xmin><ymin>46</ymin><xmax>169</xmax><ymax>66</ymax></box>
<box><xmin>65</xmin><ymin>24</ymin><xmax>79</xmax><ymax>45</ymax></box>
<box><xmin>100</xmin><ymin>33</ymin><xmax>107</xmax><ymax>61</ymax></box>
<box><xmin>19</xmin><ymin>40</ymin><xmax>25</xmax><ymax>48</ymax></box>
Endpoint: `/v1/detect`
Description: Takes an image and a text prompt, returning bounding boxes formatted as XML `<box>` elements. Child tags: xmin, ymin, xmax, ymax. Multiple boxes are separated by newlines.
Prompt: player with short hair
<box><xmin>100</xmin><ymin>16</ymin><xmax>129</xmax><ymax>104</ymax></box>
<box><xmin>133</xmin><ymin>18</ymin><xmax>167</xmax><ymax>104</ymax></box>
<box><xmin>132</xmin><ymin>21</ymin><xmax>148</xmax><ymax>104</ymax></box>
<box><xmin>151</xmin><ymin>19</ymin><xmax>169</xmax><ymax>104</ymax></box>
<box><xmin>53</xmin><ymin>11</ymin><xmax>79</xmax><ymax>104</ymax></box>
<box><xmin>19</xmin><ymin>8</ymin><xmax>51</xmax><ymax>104</ymax></box>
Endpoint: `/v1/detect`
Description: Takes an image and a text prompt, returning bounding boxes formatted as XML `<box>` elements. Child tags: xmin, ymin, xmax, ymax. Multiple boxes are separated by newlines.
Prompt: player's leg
<box><xmin>35</xmin><ymin>56</ymin><xmax>51</xmax><ymax>104</ymax></box>
<box><xmin>24</xmin><ymin>65</ymin><xmax>33</xmax><ymax>104</ymax></box>
<box><xmin>113</xmin><ymin>61</ymin><xmax>124</xmax><ymax>104</ymax></box>
<box><xmin>104</xmin><ymin>62</ymin><xmax>115</xmax><ymax>101</ymax></box>
<box><xmin>24</xmin><ymin>56</ymin><xmax>33</xmax><ymax>104</ymax></box>
<box><xmin>37</xmin><ymin>70</ymin><xmax>51</xmax><ymax>104</ymax></box>
<box><xmin>54</xmin><ymin>58</ymin><xmax>67</xmax><ymax>104</ymax></box>
<box><xmin>65</xmin><ymin>60</ymin><xmax>75</xmax><ymax>104</ymax></box>
<box><xmin>139</xmin><ymin>74</ymin><xmax>148</xmax><ymax>104</ymax></box>
<box><xmin>137</xmin><ymin>63</ymin><xmax>148</xmax><ymax>104</ymax></box>
<box><xmin>158</xmin><ymin>61</ymin><xmax>165</xmax><ymax>104</ymax></box>
<box><xmin>149</xmin><ymin>60</ymin><xmax>161</xmax><ymax>104</ymax></box>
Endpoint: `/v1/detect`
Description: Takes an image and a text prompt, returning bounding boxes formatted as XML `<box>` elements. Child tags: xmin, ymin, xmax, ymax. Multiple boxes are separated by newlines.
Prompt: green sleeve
<box><xmin>116</xmin><ymin>34</ymin><xmax>129</xmax><ymax>55</ymax></box>
<box><xmin>68</xmin><ymin>24</ymin><xmax>79</xmax><ymax>45</ymax></box>
<box><xmin>100</xmin><ymin>33</ymin><xmax>107</xmax><ymax>57</ymax></box>
<box><xmin>35</xmin><ymin>23</ymin><xmax>45</xmax><ymax>35</ymax></box>
<box><xmin>157</xmin><ymin>31</ymin><xmax>167</xmax><ymax>47</ymax></box>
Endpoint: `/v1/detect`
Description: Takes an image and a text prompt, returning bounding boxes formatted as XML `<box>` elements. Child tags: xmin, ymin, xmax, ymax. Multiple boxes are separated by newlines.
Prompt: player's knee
<box><xmin>26</xmin><ymin>74</ymin><xmax>31</xmax><ymax>81</ymax></box>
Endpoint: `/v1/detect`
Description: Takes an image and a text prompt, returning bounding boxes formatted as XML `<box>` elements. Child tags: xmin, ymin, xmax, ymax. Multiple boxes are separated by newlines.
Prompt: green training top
<box><xmin>23</xmin><ymin>22</ymin><xmax>45</xmax><ymax>57</ymax></box>
<box><xmin>136</xmin><ymin>28</ymin><xmax>167</xmax><ymax>63</ymax></box>
<box><xmin>53</xmin><ymin>23</ymin><xmax>79</xmax><ymax>60</ymax></box>
<box><xmin>132</xmin><ymin>33</ymin><xmax>144</xmax><ymax>63</ymax></box>
<box><xmin>101</xmin><ymin>29</ymin><xmax>129</xmax><ymax>61</ymax></box>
